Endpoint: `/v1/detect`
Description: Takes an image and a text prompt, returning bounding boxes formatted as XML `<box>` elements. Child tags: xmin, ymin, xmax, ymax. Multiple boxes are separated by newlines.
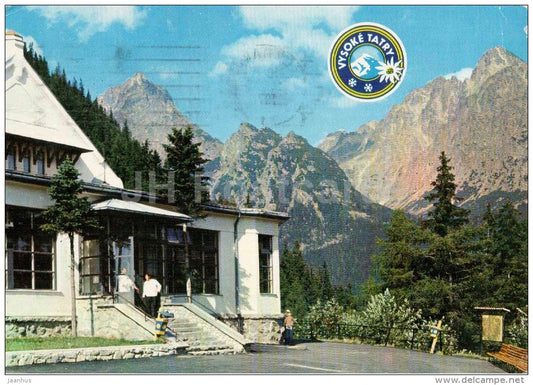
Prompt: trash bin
<box><xmin>154</xmin><ymin>307</ymin><xmax>174</xmax><ymax>340</ymax></box>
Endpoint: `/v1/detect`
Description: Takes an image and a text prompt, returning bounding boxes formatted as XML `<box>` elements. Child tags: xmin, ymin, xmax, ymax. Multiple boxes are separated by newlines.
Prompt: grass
<box><xmin>6</xmin><ymin>336</ymin><xmax>162</xmax><ymax>352</ymax></box>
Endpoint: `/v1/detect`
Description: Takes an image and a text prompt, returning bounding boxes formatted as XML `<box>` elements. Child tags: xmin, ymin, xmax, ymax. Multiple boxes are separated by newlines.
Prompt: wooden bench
<box><xmin>487</xmin><ymin>343</ymin><xmax>528</xmax><ymax>372</ymax></box>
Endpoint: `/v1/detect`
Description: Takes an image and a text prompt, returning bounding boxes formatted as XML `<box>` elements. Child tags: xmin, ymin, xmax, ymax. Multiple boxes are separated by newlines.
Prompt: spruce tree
<box><xmin>424</xmin><ymin>151</ymin><xmax>469</xmax><ymax>236</ymax></box>
<box><xmin>488</xmin><ymin>200</ymin><xmax>528</xmax><ymax>312</ymax></box>
<box><xmin>373</xmin><ymin>210</ymin><xmax>431</xmax><ymax>299</ymax></box>
<box><xmin>163</xmin><ymin>126</ymin><xmax>209</xmax><ymax>216</ymax></box>
<box><xmin>40</xmin><ymin>159</ymin><xmax>100</xmax><ymax>337</ymax></box>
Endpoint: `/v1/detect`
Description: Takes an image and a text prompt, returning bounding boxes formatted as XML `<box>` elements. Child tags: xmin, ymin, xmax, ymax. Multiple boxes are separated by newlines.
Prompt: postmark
<box><xmin>329</xmin><ymin>22</ymin><xmax>406</xmax><ymax>101</ymax></box>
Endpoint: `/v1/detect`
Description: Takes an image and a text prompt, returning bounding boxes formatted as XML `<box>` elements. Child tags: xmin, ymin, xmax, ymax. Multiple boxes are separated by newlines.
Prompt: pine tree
<box><xmin>424</xmin><ymin>152</ymin><xmax>469</xmax><ymax>236</ymax></box>
<box><xmin>319</xmin><ymin>261</ymin><xmax>335</xmax><ymax>302</ymax></box>
<box><xmin>279</xmin><ymin>243</ymin><xmax>308</xmax><ymax>318</ymax></box>
<box><xmin>488</xmin><ymin>200</ymin><xmax>528</xmax><ymax>313</ymax></box>
<box><xmin>40</xmin><ymin>159</ymin><xmax>100</xmax><ymax>337</ymax></box>
<box><xmin>373</xmin><ymin>210</ymin><xmax>431</xmax><ymax>299</ymax></box>
<box><xmin>163</xmin><ymin>126</ymin><xmax>209</xmax><ymax>216</ymax></box>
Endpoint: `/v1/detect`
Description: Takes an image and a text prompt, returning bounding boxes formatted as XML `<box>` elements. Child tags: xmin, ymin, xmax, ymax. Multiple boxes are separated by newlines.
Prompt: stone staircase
<box><xmin>164</xmin><ymin>304</ymin><xmax>249</xmax><ymax>355</ymax></box>
<box><xmin>79</xmin><ymin>297</ymin><xmax>248</xmax><ymax>356</ymax></box>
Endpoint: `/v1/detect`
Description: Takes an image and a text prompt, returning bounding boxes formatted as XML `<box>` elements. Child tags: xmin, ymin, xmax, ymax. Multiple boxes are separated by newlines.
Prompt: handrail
<box><xmin>191</xmin><ymin>297</ymin><xmax>223</xmax><ymax>320</ymax></box>
<box><xmin>114</xmin><ymin>293</ymin><xmax>180</xmax><ymax>338</ymax></box>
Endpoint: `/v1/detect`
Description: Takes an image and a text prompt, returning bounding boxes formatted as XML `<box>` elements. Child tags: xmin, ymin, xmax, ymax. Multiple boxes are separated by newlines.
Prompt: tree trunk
<box><xmin>69</xmin><ymin>233</ymin><xmax>78</xmax><ymax>337</ymax></box>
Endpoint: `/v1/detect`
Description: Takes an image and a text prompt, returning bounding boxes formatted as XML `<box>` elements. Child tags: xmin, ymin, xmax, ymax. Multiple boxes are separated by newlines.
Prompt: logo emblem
<box><xmin>329</xmin><ymin>23</ymin><xmax>406</xmax><ymax>102</ymax></box>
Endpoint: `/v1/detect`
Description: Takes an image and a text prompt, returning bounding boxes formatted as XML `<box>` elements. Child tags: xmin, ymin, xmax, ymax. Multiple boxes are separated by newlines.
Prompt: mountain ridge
<box><xmin>319</xmin><ymin>46</ymin><xmax>527</xmax><ymax>218</ymax></box>
<box><xmin>96</xmin><ymin>46</ymin><xmax>527</xmax><ymax>285</ymax></box>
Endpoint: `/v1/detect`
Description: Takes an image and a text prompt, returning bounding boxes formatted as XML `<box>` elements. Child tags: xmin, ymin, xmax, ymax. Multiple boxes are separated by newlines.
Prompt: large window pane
<box><xmin>34</xmin><ymin>254</ymin><xmax>53</xmax><ymax>271</ymax></box>
<box><xmin>259</xmin><ymin>234</ymin><xmax>273</xmax><ymax>294</ymax></box>
<box><xmin>13</xmin><ymin>271</ymin><xmax>32</xmax><ymax>289</ymax></box>
<box><xmin>5</xmin><ymin>207</ymin><xmax>55</xmax><ymax>291</ymax></box>
<box><xmin>35</xmin><ymin>272</ymin><xmax>53</xmax><ymax>289</ymax></box>
<box><xmin>13</xmin><ymin>252</ymin><xmax>32</xmax><ymax>270</ymax></box>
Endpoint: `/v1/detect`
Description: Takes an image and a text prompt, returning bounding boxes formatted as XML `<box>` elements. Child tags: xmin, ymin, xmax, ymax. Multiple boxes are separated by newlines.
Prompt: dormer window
<box><xmin>22</xmin><ymin>150</ymin><xmax>30</xmax><ymax>173</ymax></box>
<box><xmin>7</xmin><ymin>148</ymin><xmax>16</xmax><ymax>170</ymax></box>
<box><xmin>36</xmin><ymin>151</ymin><xmax>45</xmax><ymax>175</ymax></box>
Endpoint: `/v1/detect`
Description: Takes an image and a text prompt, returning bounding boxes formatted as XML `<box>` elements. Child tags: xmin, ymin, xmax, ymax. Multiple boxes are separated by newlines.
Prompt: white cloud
<box><xmin>239</xmin><ymin>6</ymin><xmax>359</xmax><ymax>32</ymax></box>
<box><xmin>330</xmin><ymin>95</ymin><xmax>360</xmax><ymax>109</ymax></box>
<box><xmin>239</xmin><ymin>6</ymin><xmax>359</xmax><ymax>59</ymax></box>
<box><xmin>283</xmin><ymin>77</ymin><xmax>306</xmax><ymax>91</ymax></box>
<box><xmin>27</xmin><ymin>6</ymin><xmax>147</xmax><ymax>42</ymax></box>
<box><xmin>443</xmin><ymin>68</ymin><xmax>473</xmax><ymax>82</ymax></box>
<box><xmin>220</xmin><ymin>34</ymin><xmax>286</xmax><ymax>68</ymax></box>
<box><xmin>22</xmin><ymin>35</ymin><xmax>43</xmax><ymax>56</ymax></box>
<box><xmin>210</xmin><ymin>6</ymin><xmax>360</xmax><ymax>90</ymax></box>
<box><xmin>209</xmin><ymin>61</ymin><xmax>229</xmax><ymax>77</ymax></box>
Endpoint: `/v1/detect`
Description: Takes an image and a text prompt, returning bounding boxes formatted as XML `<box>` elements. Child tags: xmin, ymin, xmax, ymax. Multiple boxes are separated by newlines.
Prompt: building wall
<box><xmin>5</xmin><ymin>232</ymin><xmax>78</xmax><ymax>319</ymax></box>
<box><xmin>172</xmin><ymin>214</ymin><xmax>282</xmax><ymax>318</ymax></box>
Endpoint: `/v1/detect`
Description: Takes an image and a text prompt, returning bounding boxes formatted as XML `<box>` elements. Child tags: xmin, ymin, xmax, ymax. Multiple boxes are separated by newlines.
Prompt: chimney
<box><xmin>6</xmin><ymin>30</ymin><xmax>25</xmax><ymax>58</ymax></box>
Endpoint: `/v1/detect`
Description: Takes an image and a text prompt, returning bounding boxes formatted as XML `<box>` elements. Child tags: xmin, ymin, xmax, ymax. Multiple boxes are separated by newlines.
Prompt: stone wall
<box><xmin>76</xmin><ymin>297</ymin><xmax>154</xmax><ymax>340</ymax></box>
<box><xmin>6</xmin><ymin>342</ymin><xmax>188</xmax><ymax>367</ymax></box>
<box><xmin>5</xmin><ymin>317</ymin><xmax>71</xmax><ymax>338</ymax></box>
<box><xmin>221</xmin><ymin>315</ymin><xmax>283</xmax><ymax>344</ymax></box>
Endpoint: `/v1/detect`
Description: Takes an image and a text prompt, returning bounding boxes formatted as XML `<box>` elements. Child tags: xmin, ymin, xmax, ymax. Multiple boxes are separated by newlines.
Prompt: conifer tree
<box><xmin>40</xmin><ymin>159</ymin><xmax>100</xmax><ymax>337</ymax></box>
<box><xmin>424</xmin><ymin>151</ymin><xmax>469</xmax><ymax>236</ymax></box>
<box><xmin>163</xmin><ymin>126</ymin><xmax>209</xmax><ymax>216</ymax></box>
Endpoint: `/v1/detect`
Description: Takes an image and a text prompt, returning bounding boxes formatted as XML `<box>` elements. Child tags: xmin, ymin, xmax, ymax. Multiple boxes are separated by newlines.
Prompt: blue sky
<box><xmin>5</xmin><ymin>5</ymin><xmax>528</xmax><ymax>146</ymax></box>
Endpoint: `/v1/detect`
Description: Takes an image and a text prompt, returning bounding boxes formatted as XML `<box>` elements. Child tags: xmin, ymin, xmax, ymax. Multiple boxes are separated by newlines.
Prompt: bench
<box><xmin>487</xmin><ymin>343</ymin><xmax>528</xmax><ymax>372</ymax></box>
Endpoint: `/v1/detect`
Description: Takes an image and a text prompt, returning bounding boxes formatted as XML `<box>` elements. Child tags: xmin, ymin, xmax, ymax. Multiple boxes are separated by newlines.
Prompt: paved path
<box><xmin>6</xmin><ymin>341</ymin><xmax>505</xmax><ymax>374</ymax></box>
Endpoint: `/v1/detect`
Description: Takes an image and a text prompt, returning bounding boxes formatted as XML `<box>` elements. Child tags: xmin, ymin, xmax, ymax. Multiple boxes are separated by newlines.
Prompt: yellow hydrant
<box><xmin>154</xmin><ymin>307</ymin><xmax>174</xmax><ymax>341</ymax></box>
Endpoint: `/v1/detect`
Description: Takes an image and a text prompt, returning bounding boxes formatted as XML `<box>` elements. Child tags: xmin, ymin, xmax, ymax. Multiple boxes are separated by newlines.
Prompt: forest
<box><xmin>280</xmin><ymin>153</ymin><xmax>527</xmax><ymax>353</ymax></box>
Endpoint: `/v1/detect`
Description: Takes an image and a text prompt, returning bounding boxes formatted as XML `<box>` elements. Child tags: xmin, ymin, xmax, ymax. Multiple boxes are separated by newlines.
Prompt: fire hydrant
<box><xmin>154</xmin><ymin>307</ymin><xmax>174</xmax><ymax>341</ymax></box>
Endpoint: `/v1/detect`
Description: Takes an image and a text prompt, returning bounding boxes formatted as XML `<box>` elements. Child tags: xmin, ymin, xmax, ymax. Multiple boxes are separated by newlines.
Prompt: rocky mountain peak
<box><xmin>237</xmin><ymin>122</ymin><xmax>259</xmax><ymax>135</ymax></box>
<box><xmin>97</xmin><ymin>73</ymin><xmax>223</xmax><ymax>161</ymax></box>
<box><xmin>469</xmin><ymin>46</ymin><xmax>524</xmax><ymax>88</ymax></box>
<box><xmin>132</xmin><ymin>72</ymin><xmax>147</xmax><ymax>82</ymax></box>
<box><xmin>281</xmin><ymin>131</ymin><xmax>309</xmax><ymax>149</ymax></box>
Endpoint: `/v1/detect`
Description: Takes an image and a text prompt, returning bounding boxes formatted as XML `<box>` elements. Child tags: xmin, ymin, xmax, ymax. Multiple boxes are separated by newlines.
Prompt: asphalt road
<box><xmin>6</xmin><ymin>341</ymin><xmax>505</xmax><ymax>374</ymax></box>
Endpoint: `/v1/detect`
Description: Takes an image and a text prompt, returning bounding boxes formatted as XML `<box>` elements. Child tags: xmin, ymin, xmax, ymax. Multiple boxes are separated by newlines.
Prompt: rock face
<box><xmin>319</xmin><ymin>47</ymin><xmax>528</xmax><ymax>219</ymax></box>
<box><xmin>210</xmin><ymin>123</ymin><xmax>391</xmax><ymax>285</ymax></box>
<box><xmin>97</xmin><ymin>72</ymin><xmax>223</xmax><ymax>162</ymax></box>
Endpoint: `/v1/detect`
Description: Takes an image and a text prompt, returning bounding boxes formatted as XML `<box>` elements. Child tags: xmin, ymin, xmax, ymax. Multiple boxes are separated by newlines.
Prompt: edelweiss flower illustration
<box><xmin>376</xmin><ymin>59</ymin><xmax>403</xmax><ymax>83</ymax></box>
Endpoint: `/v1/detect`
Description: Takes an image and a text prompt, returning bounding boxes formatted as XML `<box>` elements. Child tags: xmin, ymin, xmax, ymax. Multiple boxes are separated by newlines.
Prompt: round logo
<box><xmin>329</xmin><ymin>23</ymin><xmax>406</xmax><ymax>102</ymax></box>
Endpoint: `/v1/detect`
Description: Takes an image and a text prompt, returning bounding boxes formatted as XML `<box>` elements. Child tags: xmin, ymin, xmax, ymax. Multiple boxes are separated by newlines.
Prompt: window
<box><xmin>189</xmin><ymin>228</ymin><xmax>219</xmax><ymax>295</ymax></box>
<box><xmin>7</xmin><ymin>147</ymin><xmax>16</xmax><ymax>170</ymax></box>
<box><xmin>36</xmin><ymin>151</ymin><xmax>45</xmax><ymax>175</ymax></box>
<box><xmin>5</xmin><ymin>207</ymin><xmax>55</xmax><ymax>290</ymax></box>
<box><xmin>259</xmin><ymin>234</ymin><xmax>273</xmax><ymax>294</ymax></box>
<box><xmin>22</xmin><ymin>150</ymin><xmax>30</xmax><ymax>173</ymax></box>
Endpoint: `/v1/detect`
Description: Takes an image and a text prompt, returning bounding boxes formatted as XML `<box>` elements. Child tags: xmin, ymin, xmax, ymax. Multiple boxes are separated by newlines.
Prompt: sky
<box><xmin>5</xmin><ymin>4</ymin><xmax>528</xmax><ymax>146</ymax></box>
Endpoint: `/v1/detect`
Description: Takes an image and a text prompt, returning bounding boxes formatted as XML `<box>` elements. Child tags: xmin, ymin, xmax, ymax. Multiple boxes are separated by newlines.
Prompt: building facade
<box><xmin>5</xmin><ymin>31</ymin><xmax>289</xmax><ymax>344</ymax></box>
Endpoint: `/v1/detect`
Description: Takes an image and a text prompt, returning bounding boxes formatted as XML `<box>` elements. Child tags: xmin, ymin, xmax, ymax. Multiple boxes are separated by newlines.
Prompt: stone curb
<box><xmin>5</xmin><ymin>342</ymin><xmax>189</xmax><ymax>367</ymax></box>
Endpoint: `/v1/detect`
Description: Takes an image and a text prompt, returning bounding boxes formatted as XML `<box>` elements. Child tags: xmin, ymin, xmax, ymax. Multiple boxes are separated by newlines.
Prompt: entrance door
<box><xmin>114</xmin><ymin>236</ymin><xmax>135</xmax><ymax>304</ymax></box>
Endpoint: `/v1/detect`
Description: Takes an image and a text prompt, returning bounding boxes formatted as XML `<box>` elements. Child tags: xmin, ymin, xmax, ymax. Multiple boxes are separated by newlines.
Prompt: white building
<box><xmin>5</xmin><ymin>31</ymin><xmax>289</xmax><ymax>348</ymax></box>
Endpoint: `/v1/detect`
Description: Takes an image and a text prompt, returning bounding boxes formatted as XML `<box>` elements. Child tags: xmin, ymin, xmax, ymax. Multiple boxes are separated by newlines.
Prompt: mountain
<box><xmin>351</xmin><ymin>54</ymin><xmax>381</xmax><ymax>78</ymax></box>
<box><xmin>97</xmin><ymin>73</ymin><xmax>391</xmax><ymax>286</ymax></box>
<box><xmin>319</xmin><ymin>47</ymin><xmax>528</xmax><ymax>219</ymax></box>
<box><xmin>211</xmin><ymin>123</ymin><xmax>391</xmax><ymax>285</ymax></box>
<box><xmin>97</xmin><ymin>72</ymin><xmax>223</xmax><ymax>162</ymax></box>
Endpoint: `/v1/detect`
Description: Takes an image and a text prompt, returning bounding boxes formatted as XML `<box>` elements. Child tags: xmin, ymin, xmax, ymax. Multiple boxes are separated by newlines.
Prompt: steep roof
<box><xmin>5</xmin><ymin>31</ymin><xmax>123</xmax><ymax>188</ymax></box>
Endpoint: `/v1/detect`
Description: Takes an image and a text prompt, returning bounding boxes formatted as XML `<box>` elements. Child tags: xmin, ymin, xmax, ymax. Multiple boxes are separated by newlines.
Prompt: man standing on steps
<box><xmin>142</xmin><ymin>273</ymin><xmax>162</xmax><ymax>317</ymax></box>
